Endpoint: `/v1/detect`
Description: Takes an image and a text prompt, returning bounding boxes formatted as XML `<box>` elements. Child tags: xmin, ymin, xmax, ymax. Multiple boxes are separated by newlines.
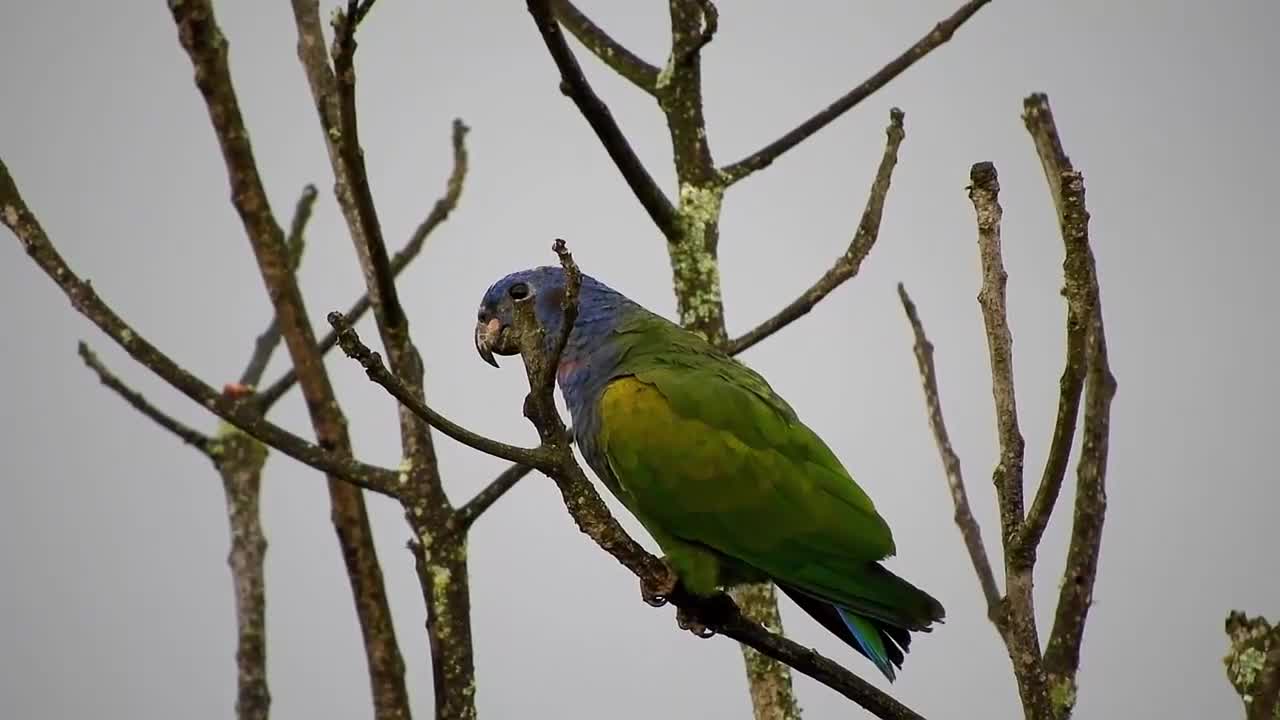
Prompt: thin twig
<box><xmin>239</xmin><ymin>183</ymin><xmax>317</xmax><ymax>388</ymax></box>
<box><xmin>552</xmin><ymin>0</ymin><xmax>659</xmax><ymax>93</ymax></box>
<box><xmin>727</xmin><ymin>108</ymin><xmax>906</xmax><ymax>355</ymax></box>
<box><xmin>77</xmin><ymin>342</ymin><xmax>213</xmax><ymax>453</ymax></box>
<box><xmin>327</xmin><ymin>311</ymin><xmax>547</xmax><ymax>469</ymax></box>
<box><xmin>719</xmin><ymin>0</ymin><xmax>991</xmax><ymax>184</ymax></box>
<box><xmin>0</xmin><ymin>158</ymin><xmax>401</xmax><ymax>496</ymax></box>
<box><xmin>526</xmin><ymin>0</ymin><xmax>681</xmax><ymax>241</ymax></box>
<box><xmin>255</xmin><ymin>119</ymin><xmax>469</xmax><ymax>412</ymax></box>
<box><xmin>896</xmin><ymin>284</ymin><xmax>1001</xmax><ymax>617</ymax></box>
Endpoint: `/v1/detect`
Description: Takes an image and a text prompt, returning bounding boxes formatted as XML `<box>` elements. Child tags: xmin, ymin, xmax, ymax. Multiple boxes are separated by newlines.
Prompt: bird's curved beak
<box><xmin>475</xmin><ymin>317</ymin><xmax>503</xmax><ymax>368</ymax></box>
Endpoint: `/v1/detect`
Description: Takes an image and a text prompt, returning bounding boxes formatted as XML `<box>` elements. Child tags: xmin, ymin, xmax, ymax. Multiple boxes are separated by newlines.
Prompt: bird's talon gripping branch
<box><xmin>641</xmin><ymin>563</ymin><xmax>679</xmax><ymax>607</ymax></box>
<box><xmin>677</xmin><ymin>606</ymin><xmax>717</xmax><ymax>638</ymax></box>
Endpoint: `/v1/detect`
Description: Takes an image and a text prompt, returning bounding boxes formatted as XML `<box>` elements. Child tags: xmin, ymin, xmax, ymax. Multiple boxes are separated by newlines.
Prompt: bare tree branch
<box><xmin>1041</xmin><ymin>176</ymin><xmax>1113</xmax><ymax>708</ymax></box>
<box><xmin>526</xmin><ymin>0</ymin><xmax>681</xmax><ymax>241</ymax></box>
<box><xmin>719</xmin><ymin>0</ymin><xmax>991</xmax><ymax>184</ymax></box>
<box><xmin>240</xmin><ymin>183</ymin><xmax>317</xmax><ymax>388</ymax></box>
<box><xmin>1015</xmin><ymin>95</ymin><xmax>1091</xmax><ymax>557</ymax></box>
<box><xmin>662</xmin><ymin>0</ymin><xmax>719</xmax><ymax>192</ymax></box>
<box><xmin>0</xmin><ymin>159</ymin><xmax>400</xmax><ymax>496</ymax></box>
<box><xmin>727</xmin><ymin>108</ymin><xmax>905</xmax><ymax>355</ymax></box>
<box><xmin>214</xmin><ymin>425</ymin><xmax>272</xmax><ymax>720</ymax></box>
<box><xmin>255</xmin><ymin>118</ymin><xmax>469</xmax><ymax>412</ymax></box>
<box><xmin>969</xmin><ymin>161</ymin><xmax>1026</xmax><ymax>543</ymax></box>
<box><xmin>552</xmin><ymin>0</ymin><xmax>660</xmax><ymax>93</ymax></box>
<box><xmin>77</xmin><ymin>342</ymin><xmax>213</xmax><ymax>454</ymax></box>
<box><xmin>896</xmin><ymin>284</ymin><xmax>1001</xmax><ymax>617</ymax></box>
<box><xmin>967</xmin><ymin>161</ymin><xmax>1052</xmax><ymax>720</ymax></box>
<box><xmin>676</xmin><ymin>0</ymin><xmax>718</xmax><ymax>67</ymax></box>
<box><xmin>167</xmin><ymin>6</ymin><xmax>410</xmax><ymax>719</ymax></box>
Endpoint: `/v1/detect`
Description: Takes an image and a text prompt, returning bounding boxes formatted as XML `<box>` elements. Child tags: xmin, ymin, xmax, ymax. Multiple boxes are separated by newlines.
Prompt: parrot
<box><xmin>473</xmin><ymin>265</ymin><xmax>944</xmax><ymax>681</ymax></box>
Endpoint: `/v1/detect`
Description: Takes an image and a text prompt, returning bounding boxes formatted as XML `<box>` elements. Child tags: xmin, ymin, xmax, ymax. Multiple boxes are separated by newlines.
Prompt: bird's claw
<box><xmin>640</xmin><ymin>563</ymin><xmax>679</xmax><ymax>607</ymax></box>
<box><xmin>677</xmin><ymin>606</ymin><xmax>716</xmax><ymax>638</ymax></box>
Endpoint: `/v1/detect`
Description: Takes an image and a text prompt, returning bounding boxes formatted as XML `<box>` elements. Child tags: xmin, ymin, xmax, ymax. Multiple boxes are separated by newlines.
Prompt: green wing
<box><xmin>598</xmin><ymin>357</ymin><xmax>938</xmax><ymax>627</ymax></box>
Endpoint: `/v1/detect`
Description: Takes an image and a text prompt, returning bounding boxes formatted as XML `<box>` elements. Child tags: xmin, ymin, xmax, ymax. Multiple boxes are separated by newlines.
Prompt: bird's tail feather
<box><xmin>778</xmin><ymin>579</ymin><xmax>920</xmax><ymax>682</ymax></box>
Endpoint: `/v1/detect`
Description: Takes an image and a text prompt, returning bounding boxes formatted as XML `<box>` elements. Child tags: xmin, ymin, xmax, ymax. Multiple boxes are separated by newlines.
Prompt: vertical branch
<box><xmin>1019</xmin><ymin>94</ymin><xmax>1114</xmax><ymax>718</ymax></box>
<box><xmin>213</xmin><ymin>424</ymin><xmax>272</xmax><ymax>720</ymax></box>
<box><xmin>291</xmin><ymin>4</ymin><xmax>479</xmax><ymax>717</ymax></box>
<box><xmin>969</xmin><ymin>162</ymin><xmax>1026</xmax><ymax>543</ymax></box>
<box><xmin>166</xmin><ymin>4</ymin><xmax>410</xmax><ymax>720</ymax></box>
<box><xmin>967</xmin><ymin>162</ymin><xmax>1052</xmax><ymax>720</ymax></box>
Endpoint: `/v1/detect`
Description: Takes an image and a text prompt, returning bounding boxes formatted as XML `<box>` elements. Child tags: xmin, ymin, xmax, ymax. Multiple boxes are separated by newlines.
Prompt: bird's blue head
<box><xmin>473</xmin><ymin>265</ymin><xmax>621</xmax><ymax>367</ymax></box>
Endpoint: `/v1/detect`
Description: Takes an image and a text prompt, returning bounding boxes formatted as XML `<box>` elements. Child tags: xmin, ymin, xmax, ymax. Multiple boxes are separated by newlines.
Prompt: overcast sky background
<box><xmin>3</xmin><ymin>1</ymin><xmax>1277</xmax><ymax>718</ymax></box>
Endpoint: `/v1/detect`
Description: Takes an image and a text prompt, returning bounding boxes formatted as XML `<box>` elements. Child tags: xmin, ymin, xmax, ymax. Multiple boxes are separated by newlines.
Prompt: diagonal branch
<box><xmin>78</xmin><ymin>342</ymin><xmax>213</xmax><ymax>454</ymax></box>
<box><xmin>240</xmin><ymin>183</ymin><xmax>317</xmax><ymax>388</ymax></box>
<box><xmin>167</xmin><ymin>6</ymin><xmax>410</xmax><ymax>720</ymax></box>
<box><xmin>255</xmin><ymin>119</ymin><xmax>469</xmax><ymax>412</ymax></box>
<box><xmin>526</xmin><ymin>0</ymin><xmax>681</xmax><ymax>241</ymax></box>
<box><xmin>896</xmin><ymin>284</ymin><xmax>1001</xmax><ymax>617</ymax></box>
<box><xmin>552</xmin><ymin>0</ymin><xmax>660</xmax><ymax>93</ymax></box>
<box><xmin>726</xmin><ymin>108</ymin><xmax>905</xmax><ymax>355</ymax></box>
<box><xmin>719</xmin><ymin>0</ymin><xmax>991</xmax><ymax>185</ymax></box>
<box><xmin>0</xmin><ymin>159</ymin><xmax>400</xmax><ymax>496</ymax></box>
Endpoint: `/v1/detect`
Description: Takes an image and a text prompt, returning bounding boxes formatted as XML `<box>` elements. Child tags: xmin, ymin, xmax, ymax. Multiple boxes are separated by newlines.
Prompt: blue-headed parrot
<box><xmin>474</xmin><ymin>266</ymin><xmax>944</xmax><ymax>681</ymax></box>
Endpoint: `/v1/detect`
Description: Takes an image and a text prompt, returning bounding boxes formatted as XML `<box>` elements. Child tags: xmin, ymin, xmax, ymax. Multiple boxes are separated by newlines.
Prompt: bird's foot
<box><xmin>640</xmin><ymin>561</ymin><xmax>679</xmax><ymax>607</ymax></box>
<box><xmin>677</xmin><ymin>605</ymin><xmax>716</xmax><ymax>639</ymax></box>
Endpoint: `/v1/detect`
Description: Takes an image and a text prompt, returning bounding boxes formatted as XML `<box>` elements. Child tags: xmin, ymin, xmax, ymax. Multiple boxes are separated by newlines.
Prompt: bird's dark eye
<box><xmin>508</xmin><ymin>282</ymin><xmax>530</xmax><ymax>300</ymax></box>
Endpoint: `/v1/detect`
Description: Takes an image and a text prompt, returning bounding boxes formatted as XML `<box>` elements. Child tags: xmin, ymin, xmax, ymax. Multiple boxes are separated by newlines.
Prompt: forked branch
<box><xmin>334</xmin><ymin>242</ymin><xmax>928</xmax><ymax>720</ymax></box>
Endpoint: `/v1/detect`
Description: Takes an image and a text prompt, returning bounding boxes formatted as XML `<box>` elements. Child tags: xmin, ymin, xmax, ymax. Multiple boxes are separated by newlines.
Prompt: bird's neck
<box><xmin>554</xmin><ymin>296</ymin><xmax>636</xmax><ymax>419</ymax></box>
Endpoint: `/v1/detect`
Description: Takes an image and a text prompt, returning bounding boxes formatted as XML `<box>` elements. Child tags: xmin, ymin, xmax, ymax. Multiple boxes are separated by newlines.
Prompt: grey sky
<box><xmin>2</xmin><ymin>1</ymin><xmax>1277</xmax><ymax>718</ymax></box>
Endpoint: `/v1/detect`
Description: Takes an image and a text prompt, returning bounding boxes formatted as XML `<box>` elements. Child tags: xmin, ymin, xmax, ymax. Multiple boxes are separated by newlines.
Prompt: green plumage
<box><xmin>476</xmin><ymin>268</ymin><xmax>944</xmax><ymax>680</ymax></box>
<box><xmin>584</xmin><ymin>309</ymin><xmax>943</xmax><ymax>679</ymax></box>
